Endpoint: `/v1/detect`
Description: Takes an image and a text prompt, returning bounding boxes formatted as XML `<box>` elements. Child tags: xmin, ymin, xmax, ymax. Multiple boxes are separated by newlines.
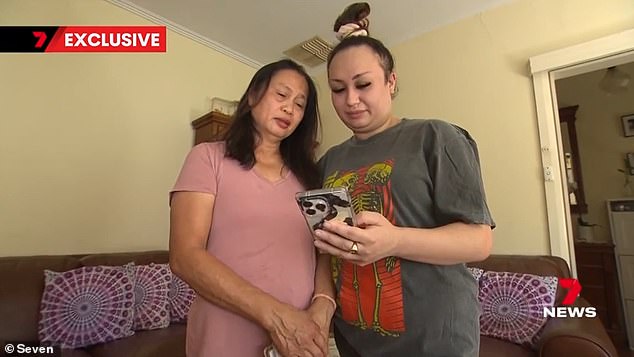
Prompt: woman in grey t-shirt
<box><xmin>313</xmin><ymin>12</ymin><xmax>495</xmax><ymax>357</ymax></box>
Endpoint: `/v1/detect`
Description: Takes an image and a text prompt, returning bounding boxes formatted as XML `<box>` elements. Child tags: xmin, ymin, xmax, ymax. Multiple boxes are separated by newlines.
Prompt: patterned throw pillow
<box><xmin>478</xmin><ymin>271</ymin><xmax>558</xmax><ymax>347</ymax></box>
<box><xmin>468</xmin><ymin>267</ymin><xmax>484</xmax><ymax>282</ymax></box>
<box><xmin>38</xmin><ymin>264</ymin><xmax>135</xmax><ymax>348</ymax></box>
<box><xmin>133</xmin><ymin>264</ymin><xmax>171</xmax><ymax>331</ymax></box>
<box><xmin>165</xmin><ymin>265</ymin><xmax>196</xmax><ymax>323</ymax></box>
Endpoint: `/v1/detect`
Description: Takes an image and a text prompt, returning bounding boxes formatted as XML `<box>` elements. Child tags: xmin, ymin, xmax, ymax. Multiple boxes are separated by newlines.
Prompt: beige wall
<box><xmin>556</xmin><ymin>62</ymin><xmax>634</xmax><ymax>242</ymax></box>
<box><xmin>0</xmin><ymin>0</ymin><xmax>255</xmax><ymax>256</ymax></box>
<box><xmin>316</xmin><ymin>0</ymin><xmax>634</xmax><ymax>255</ymax></box>
<box><xmin>2</xmin><ymin>0</ymin><xmax>633</xmax><ymax>257</ymax></box>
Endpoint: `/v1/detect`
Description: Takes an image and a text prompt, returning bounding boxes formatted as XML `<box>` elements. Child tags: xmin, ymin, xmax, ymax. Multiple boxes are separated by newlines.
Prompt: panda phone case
<box><xmin>296</xmin><ymin>187</ymin><xmax>356</xmax><ymax>234</ymax></box>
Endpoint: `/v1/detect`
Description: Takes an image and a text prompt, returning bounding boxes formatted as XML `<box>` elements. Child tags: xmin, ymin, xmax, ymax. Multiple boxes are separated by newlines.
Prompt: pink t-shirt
<box><xmin>171</xmin><ymin>142</ymin><xmax>316</xmax><ymax>357</ymax></box>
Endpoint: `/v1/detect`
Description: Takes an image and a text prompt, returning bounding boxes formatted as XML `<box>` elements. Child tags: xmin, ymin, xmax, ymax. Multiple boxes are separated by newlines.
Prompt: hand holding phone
<box><xmin>296</xmin><ymin>187</ymin><xmax>356</xmax><ymax>234</ymax></box>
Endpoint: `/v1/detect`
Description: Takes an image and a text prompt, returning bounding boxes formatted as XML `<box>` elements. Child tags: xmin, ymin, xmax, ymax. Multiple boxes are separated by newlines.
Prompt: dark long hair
<box><xmin>223</xmin><ymin>59</ymin><xmax>321</xmax><ymax>189</ymax></box>
<box><xmin>327</xmin><ymin>36</ymin><xmax>395</xmax><ymax>84</ymax></box>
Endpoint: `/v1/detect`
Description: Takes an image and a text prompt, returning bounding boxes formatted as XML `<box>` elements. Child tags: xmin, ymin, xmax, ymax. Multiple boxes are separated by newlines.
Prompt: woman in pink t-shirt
<box><xmin>170</xmin><ymin>60</ymin><xmax>336</xmax><ymax>357</ymax></box>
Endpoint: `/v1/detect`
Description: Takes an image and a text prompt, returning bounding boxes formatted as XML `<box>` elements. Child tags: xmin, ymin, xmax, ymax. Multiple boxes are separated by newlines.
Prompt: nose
<box><xmin>282</xmin><ymin>103</ymin><xmax>293</xmax><ymax>115</ymax></box>
<box><xmin>345</xmin><ymin>89</ymin><xmax>360</xmax><ymax>107</ymax></box>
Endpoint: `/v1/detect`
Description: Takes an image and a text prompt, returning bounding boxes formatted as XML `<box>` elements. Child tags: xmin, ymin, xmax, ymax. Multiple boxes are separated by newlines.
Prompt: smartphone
<box><xmin>263</xmin><ymin>345</ymin><xmax>281</xmax><ymax>357</ymax></box>
<box><xmin>295</xmin><ymin>187</ymin><xmax>356</xmax><ymax>234</ymax></box>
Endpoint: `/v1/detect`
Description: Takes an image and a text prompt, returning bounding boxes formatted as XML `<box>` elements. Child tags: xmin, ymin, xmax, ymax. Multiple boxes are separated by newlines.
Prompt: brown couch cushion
<box><xmin>86</xmin><ymin>324</ymin><xmax>186</xmax><ymax>357</ymax></box>
<box><xmin>0</xmin><ymin>255</ymin><xmax>82</xmax><ymax>342</ymax></box>
<box><xmin>480</xmin><ymin>336</ymin><xmax>535</xmax><ymax>357</ymax></box>
<box><xmin>61</xmin><ymin>348</ymin><xmax>93</xmax><ymax>357</ymax></box>
<box><xmin>468</xmin><ymin>255</ymin><xmax>570</xmax><ymax>278</ymax></box>
<box><xmin>79</xmin><ymin>251</ymin><xmax>168</xmax><ymax>267</ymax></box>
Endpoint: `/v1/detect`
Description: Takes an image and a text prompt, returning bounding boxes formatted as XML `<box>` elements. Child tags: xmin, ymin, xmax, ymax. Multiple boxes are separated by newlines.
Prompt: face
<box><xmin>250</xmin><ymin>69</ymin><xmax>308</xmax><ymax>143</ymax></box>
<box><xmin>328</xmin><ymin>45</ymin><xmax>396</xmax><ymax>139</ymax></box>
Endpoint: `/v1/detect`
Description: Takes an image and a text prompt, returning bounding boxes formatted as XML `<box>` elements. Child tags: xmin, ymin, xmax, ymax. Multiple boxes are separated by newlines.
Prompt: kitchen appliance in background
<box><xmin>607</xmin><ymin>198</ymin><xmax>634</xmax><ymax>350</ymax></box>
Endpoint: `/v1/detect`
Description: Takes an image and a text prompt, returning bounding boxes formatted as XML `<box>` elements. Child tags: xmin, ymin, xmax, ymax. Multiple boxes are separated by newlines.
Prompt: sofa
<box><xmin>0</xmin><ymin>251</ymin><xmax>618</xmax><ymax>357</ymax></box>
<box><xmin>468</xmin><ymin>255</ymin><xmax>618</xmax><ymax>357</ymax></box>
<box><xmin>0</xmin><ymin>250</ymin><xmax>185</xmax><ymax>357</ymax></box>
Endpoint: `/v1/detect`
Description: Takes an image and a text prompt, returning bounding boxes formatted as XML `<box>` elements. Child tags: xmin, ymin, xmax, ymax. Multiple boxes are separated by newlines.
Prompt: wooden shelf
<box><xmin>191</xmin><ymin>111</ymin><xmax>232</xmax><ymax>145</ymax></box>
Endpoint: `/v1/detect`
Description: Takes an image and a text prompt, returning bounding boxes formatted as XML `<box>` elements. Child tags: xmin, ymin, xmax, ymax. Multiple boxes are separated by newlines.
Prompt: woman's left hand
<box><xmin>306</xmin><ymin>298</ymin><xmax>334</xmax><ymax>354</ymax></box>
<box><xmin>267</xmin><ymin>305</ymin><xmax>326</xmax><ymax>357</ymax></box>
<box><xmin>313</xmin><ymin>211</ymin><xmax>400</xmax><ymax>266</ymax></box>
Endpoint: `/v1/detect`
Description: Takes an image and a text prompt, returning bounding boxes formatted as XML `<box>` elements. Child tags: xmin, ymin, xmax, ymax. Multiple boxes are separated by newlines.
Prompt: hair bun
<box><xmin>333</xmin><ymin>2</ymin><xmax>371</xmax><ymax>41</ymax></box>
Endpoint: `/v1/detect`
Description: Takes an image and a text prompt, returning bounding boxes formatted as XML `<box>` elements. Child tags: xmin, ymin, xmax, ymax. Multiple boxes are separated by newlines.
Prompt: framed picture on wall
<box><xmin>622</xmin><ymin>114</ymin><xmax>634</xmax><ymax>137</ymax></box>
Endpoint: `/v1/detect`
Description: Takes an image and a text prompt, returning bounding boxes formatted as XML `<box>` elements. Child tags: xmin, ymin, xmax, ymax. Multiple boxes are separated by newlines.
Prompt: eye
<box><xmin>295</xmin><ymin>102</ymin><xmax>305</xmax><ymax>109</ymax></box>
<box><xmin>356</xmin><ymin>82</ymin><xmax>371</xmax><ymax>89</ymax></box>
<box><xmin>277</xmin><ymin>92</ymin><xmax>287</xmax><ymax>98</ymax></box>
<box><xmin>331</xmin><ymin>87</ymin><xmax>345</xmax><ymax>94</ymax></box>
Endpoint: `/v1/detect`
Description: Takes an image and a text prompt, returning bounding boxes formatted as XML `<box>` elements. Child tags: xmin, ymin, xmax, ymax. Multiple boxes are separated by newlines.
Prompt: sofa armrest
<box><xmin>537</xmin><ymin>298</ymin><xmax>618</xmax><ymax>357</ymax></box>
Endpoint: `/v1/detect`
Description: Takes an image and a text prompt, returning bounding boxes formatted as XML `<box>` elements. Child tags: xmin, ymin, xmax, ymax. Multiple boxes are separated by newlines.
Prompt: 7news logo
<box><xmin>542</xmin><ymin>278</ymin><xmax>597</xmax><ymax>318</ymax></box>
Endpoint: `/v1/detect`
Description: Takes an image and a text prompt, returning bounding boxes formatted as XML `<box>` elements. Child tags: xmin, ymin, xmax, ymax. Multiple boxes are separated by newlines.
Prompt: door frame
<box><xmin>529</xmin><ymin>28</ymin><xmax>634</xmax><ymax>276</ymax></box>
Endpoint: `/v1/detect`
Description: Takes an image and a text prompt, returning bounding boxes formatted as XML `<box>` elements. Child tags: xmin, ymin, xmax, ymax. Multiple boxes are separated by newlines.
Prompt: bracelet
<box><xmin>311</xmin><ymin>293</ymin><xmax>337</xmax><ymax>311</ymax></box>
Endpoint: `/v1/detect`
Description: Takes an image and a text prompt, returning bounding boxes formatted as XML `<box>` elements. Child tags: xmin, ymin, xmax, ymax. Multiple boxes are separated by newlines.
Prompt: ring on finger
<box><xmin>349</xmin><ymin>241</ymin><xmax>359</xmax><ymax>254</ymax></box>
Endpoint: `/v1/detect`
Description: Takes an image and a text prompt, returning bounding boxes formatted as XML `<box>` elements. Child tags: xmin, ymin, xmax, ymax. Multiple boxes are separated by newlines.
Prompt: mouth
<box><xmin>345</xmin><ymin>110</ymin><xmax>365</xmax><ymax>119</ymax></box>
<box><xmin>274</xmin><ymin>117</ymin><xmax>291</xmax><ymax>129</ymax></box>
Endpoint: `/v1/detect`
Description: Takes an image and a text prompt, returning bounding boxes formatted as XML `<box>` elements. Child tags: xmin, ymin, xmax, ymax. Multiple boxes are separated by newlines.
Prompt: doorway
<box><xmin>530</xmin><ymin>28</ymin><xmax>634</xmax><ymax>353</ymax></box>
<box><xmin>555</xmin><ymin>61</ymin><xmax>634</xmax><ymax>350</ymax></box>
<box><xmin>529</xmin><ymin>28</ymin><xmax>634</xmax><ymax>272</ymax></box>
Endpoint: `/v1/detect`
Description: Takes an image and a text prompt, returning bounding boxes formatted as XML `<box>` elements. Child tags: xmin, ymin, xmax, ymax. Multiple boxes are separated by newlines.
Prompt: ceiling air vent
<box><xmin>283</xmin><ymin>36</ymin><xmax>333</xmax><ymax>67</ymax></box>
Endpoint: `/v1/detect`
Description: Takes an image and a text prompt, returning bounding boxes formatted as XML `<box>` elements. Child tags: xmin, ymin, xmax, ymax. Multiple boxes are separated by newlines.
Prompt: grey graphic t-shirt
<box><xmin>318</xmin><ymin>119</ymin><xmax>494</xmax><ymax>357</ymax></box>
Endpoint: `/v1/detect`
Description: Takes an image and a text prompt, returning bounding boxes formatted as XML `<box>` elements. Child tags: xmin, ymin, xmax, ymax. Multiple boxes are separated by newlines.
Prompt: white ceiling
<box><xmin>109</xmin><ymin>0</ymin><xmax>517</xmax><ymax>69</ymax></box>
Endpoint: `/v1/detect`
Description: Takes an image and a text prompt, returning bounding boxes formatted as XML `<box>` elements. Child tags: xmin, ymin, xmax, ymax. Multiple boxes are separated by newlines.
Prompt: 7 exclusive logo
<box><xmin>542</xmin><ymin>278</ymin><xmax>597</xmax><ymax>318</ymax></box>
<box><xmin>0</xmin><ymin>26</ymin><xmax>166</xmax><ymax>53</ymax></box>
<box><xmin>32</xmin><ymin>31</ymin><xmax>47</xmax><ymax>48</ymax></box>
<box><xmin>0</xmin><ymin>26</ymin><xmax>57</xmax><ymax>52</ymax></box>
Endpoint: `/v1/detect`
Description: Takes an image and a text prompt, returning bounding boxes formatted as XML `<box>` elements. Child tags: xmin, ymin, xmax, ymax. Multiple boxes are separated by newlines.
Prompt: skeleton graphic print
<box><xmin>323</xmin><ymin>159</ymin><xmax>405</xmax><ymax>336</ymax></box>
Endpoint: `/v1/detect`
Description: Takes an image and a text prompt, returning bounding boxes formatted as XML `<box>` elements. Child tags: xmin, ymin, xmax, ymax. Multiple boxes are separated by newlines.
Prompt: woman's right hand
<box><xmin>267</xmin><ymin>304</ymin><xmax>328</xmax><ymax>357</ymax></box>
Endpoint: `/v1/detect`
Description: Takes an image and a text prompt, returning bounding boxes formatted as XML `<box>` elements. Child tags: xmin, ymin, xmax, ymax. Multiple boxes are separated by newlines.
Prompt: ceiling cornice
<box><xmin>104</xmin><ymin>0</ymin><xmax>262</xmax><ymax>69</ymax></box>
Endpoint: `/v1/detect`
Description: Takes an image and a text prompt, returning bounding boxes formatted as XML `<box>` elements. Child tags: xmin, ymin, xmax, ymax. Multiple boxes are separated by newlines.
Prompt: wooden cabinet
<box><xmin>191</xmin><ymin>111</ymin><xmax>232</xmax><ymax>145</ymax></box>
<box><xmin>559</xmin><ymin>106</ymin><xmax>588</xmax><ymax>214</ymax></box>
<box><xmin>575</xmin><ymin>242</ymin><xmax>627</xmax><ymax>346</ymax></box>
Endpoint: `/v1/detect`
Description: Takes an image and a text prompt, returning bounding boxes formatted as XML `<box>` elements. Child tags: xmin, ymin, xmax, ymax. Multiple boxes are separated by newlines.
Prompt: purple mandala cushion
<box><xmin>468</xmin><ymin>267</ymin><xmax>484</xmax><ymax>282</ymax></box>
<box><xmin>133</xmin><ymin>264</ymin><xmax>171</xmax><ymax>331</ymax></box>
<box><xmin>478</xmin><ymin>271</ymin><xmax>558</xmax><ymax>347</ymax></box>
<box><xmin>164</xmin><ymin>265</ymin><xmax>196</xmax><ymax>323</ymax></box>
<box><xmin>38</xmin><ymin>264</ymin><xmax>135</xmax><ymax>348</ymax></box>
